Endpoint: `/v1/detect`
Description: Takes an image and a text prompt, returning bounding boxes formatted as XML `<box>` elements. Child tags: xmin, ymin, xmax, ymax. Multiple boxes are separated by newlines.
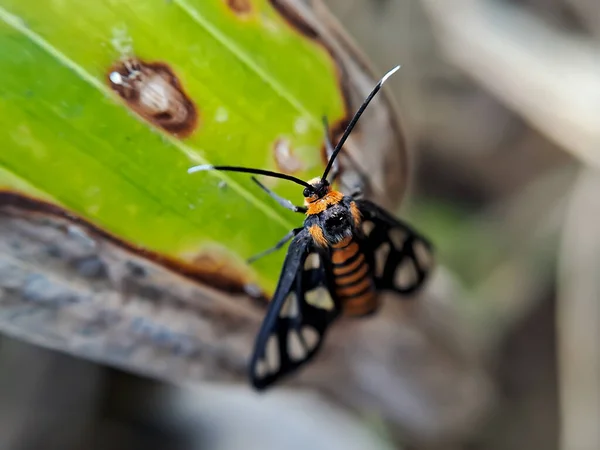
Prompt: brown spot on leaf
<box><xmin>189</xmin><ymin>245</ymin><xmax>253</xmax><ymax>291</ymax></box>
<box><xmin>225</xmin><ymin>0</ymin><xmax>253</xmax><ymax>17</ymax></box>
<box><xmin>273</xmin><ymin>138</ymin><xmax>303</xmax><ymax>174</ymax></box>
<box><xmin>268</xmin><ymin>0</ymin><xmax>318</xmax><ymax>39</ymax></box>
<box><xmin>0</xmin><ymin>191</ymin><xmax>267</xmax><ymax>302</ymax></box>
<box><xmin>107</xmin><ymin>58</ymin><xmax>198</xmax><ymax>138</ymax></box>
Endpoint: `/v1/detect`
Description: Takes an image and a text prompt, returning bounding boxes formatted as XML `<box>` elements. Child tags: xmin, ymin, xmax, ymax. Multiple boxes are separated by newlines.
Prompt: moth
<box><xmin>188</xmin><ymin>66</ymin><xmax>434</xmax><ymax>390</ymax></box>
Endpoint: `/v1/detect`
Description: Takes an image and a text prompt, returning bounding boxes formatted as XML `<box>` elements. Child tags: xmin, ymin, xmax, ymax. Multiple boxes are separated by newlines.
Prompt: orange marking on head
<box><xmin>308</xmin><ymin>224</ymin><xmax>328</xmax><ymax>247</ymax></box>
<box><xmin>350</xmin><ymin>201</ymin><xmax>362</xmax><ymax>227</ymax></box>
<box><xmin>305</xmin><ymin>190</ymin><xmax>344</xmax><ymax>215</ymax></box>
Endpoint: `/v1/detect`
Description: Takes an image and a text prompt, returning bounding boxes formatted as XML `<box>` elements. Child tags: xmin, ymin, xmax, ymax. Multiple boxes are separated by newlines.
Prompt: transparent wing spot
<box><xmin>304</xmin><ymin>252</ymin><xmax>321</xmax><ymax>270</ymax></box>
<box><xmin>266</xmin><ymin>335</ymin><xmax>280</xmax><ymax>372</ymax></box>
<box><xmin>279</xmin><ymin>292</ymin><xmax>299</xmax><ymax>318</ymax></box>
<box><xmin>394</xmin><ymin>258</ymin><xmax>418</xmax><ymax>288</ymax></box>
<box><xmin>412</xmin><ymin>240</ymin><xmax>433</xmax><ymax>271</ymax></box>
<box><xmin>374</xmin><ymin>242</ymin><xmax>391</xmax><ymax>277</ymax></box>
<box><xmin>254</xmin><ymin>359</ymin><xmax>268</xmax><ymax>378</ymax></box>
<box><xmin>301</xmin><ymin>326</ymin><xmax>320</xmax><ymax>350</ymax></box>
<box><xmin>362</xmin><ymin>220</ymin><xmax>375</xmax><ymax>237</ymax></box>
<box><xmin>288</xmin><ymin>329</ymin><xmax>308</xmax><ymax>361</ymax></box>
<box><xmin>389</xmin><ymin>228</ymin><xmax>408</xmax><ymax>250</ymax></box>
<box><xmin>305</xmin><ymin>286</ymin><xmax>335</xmax><ymax>310</ymax></box>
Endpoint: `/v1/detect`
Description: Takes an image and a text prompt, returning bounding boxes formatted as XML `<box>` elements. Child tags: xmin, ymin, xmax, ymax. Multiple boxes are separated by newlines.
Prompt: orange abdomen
<box><xmin>331</xmin><ymin>239</ymin><xmax>377</xmax><ymax>316</ymax></box>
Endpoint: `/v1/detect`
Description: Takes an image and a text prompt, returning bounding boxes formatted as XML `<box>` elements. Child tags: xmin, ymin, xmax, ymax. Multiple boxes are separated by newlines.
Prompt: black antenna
<box><xmin>188</xmin><ymin>164</ymin><xmax>313</xmax><ymax>189</ymax></box>
<box><xmin>321</xmin><ymin>65</ymin><xmax>400</xmax><ymax>182</ymax></box>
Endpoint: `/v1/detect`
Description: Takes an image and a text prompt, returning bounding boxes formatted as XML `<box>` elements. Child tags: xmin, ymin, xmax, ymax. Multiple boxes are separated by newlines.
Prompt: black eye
<box><xmin>303</xmin><ymin>187</ymin><xmax>311</xmax><ymax>197</ymax></box>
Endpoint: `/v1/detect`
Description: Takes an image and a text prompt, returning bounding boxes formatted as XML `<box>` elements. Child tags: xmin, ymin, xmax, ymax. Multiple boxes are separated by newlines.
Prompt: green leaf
<box><xmin>0</xmin><ymin>0</ymin><xmax>346</xmax><ymax>294</ymax></box>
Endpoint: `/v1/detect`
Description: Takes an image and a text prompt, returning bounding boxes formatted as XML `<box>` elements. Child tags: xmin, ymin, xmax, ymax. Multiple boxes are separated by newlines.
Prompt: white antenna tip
<box><xmin>188</xmin><ymin>164</ymin><xmax>214</xmax><ymax>174</ymax></box>
<box><xmin>380</xmin><ymin>65</ymin><xmax>401</xmax><ymax>84</ymax></box>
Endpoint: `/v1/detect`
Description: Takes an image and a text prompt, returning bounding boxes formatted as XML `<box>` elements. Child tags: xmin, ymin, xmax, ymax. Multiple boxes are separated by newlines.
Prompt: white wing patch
<box><xmin>412</xmin><ymin>240</ymin><xmax>433</xmax><ymax>271</ymax></box>
<box><xmin>304</xmin><ymin>252</ymin><xmax>321</xmax><ymax>270</ymax></box>
<box><xmin>362</xmin><ymin>220</ymin><xmax>375</xmax><ymax>237</ymax></box>
<box><xmin>279</xmin><ymin>292</ymin><xmax>299</xmax><ymax>318</ymax></box>
<box><xmin>389</xmin><ymin>228</ymin><xmax>407</xmax><ymax>249</ymax></box>
<box><xmin>305</xmin><ymin>286</ymin><xmax>335</xmax><ymax>311</ymax></box>
<box><xmin>394</xmin><ymin>258</ymin><xmax>418</xmax><ymax>289</ymax></box>
<box><xmin>301</xmin><ymin>326</ymin><xmax>320</xmax><ymax>351</ymax></box>
<box><xmin>287</xmin><ymin>329</ymin><xmax>308</xmax><ymax>361</ymax></box>
<box><xmin>266</xmin><ymin>335</ymin><xmax>280</xmax><ymax>372</ymax></box>
<box><xmin>374</xmin><ymin>242</ymin><xmax>391</xmax><ymax>277</ymax></box>
<box><xmin>254</xmin><ymin>359</ymin><xmax>268</xmax><ymax>378</ymax></box>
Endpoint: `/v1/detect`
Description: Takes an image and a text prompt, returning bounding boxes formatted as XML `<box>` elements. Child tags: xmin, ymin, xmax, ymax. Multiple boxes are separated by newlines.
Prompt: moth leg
<box><xmin>252</xmin><ymin>177</ymin><xmax>307</xmax><ymax>213</ymax></box>
<box><xmin>247</xmin><ymin>228</ymin><xmax>303</xmax><ymax>264</ymax></box>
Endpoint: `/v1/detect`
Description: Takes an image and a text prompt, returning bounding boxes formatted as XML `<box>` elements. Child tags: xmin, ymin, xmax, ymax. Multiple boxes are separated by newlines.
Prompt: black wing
<box><xmin>249</xmin><ymin>228</ymin><xmax>340</xmax><ymax>390</ymax></box>
<box><xmin>356</xmin><ymin>199</ymin><xmax>434</xmax><ymax>295</ymax></box>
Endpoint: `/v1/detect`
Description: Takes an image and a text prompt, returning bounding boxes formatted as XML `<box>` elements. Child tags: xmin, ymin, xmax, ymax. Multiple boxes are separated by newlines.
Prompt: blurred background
<box><xmin>1</xmin><ymin>0</ymin><xmax>598</xmax><ymax>449</ymax></box>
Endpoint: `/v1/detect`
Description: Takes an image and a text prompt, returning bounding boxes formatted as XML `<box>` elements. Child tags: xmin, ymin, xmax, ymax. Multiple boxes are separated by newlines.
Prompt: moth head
<box><xmin>303</xmin><ymin>178</ymin><xmax>331</xmax><ymax>202</ymax></box>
